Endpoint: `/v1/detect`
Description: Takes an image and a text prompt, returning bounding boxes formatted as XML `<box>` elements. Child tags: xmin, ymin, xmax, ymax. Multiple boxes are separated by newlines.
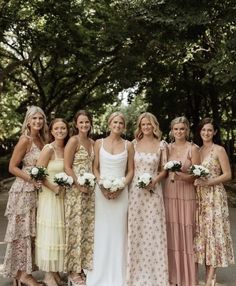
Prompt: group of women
<box><xmin>2</xmin><ymin>106</ymin><xmax>234</xmax><ymax>286</ymax></box>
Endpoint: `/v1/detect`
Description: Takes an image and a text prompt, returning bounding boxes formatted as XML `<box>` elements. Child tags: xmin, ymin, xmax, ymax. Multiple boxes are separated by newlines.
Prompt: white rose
<box><xmin>66</xmin><ymin>176</ymin><xmax>73</xmax><ymax>185</ymax></box>
<box><xmin>31</xmin><ymin>167</ymin><xmax>39</xmax><ymax>175</ymax></box>
<box><xmin>78</xmin><ymin>176</ymin><xmax>86</xmax><ymax>185</ymax></box>
<box><xmin>141</xmin><ymin>173</ymin><xmax>152</xmax><ymax>184</ymax></box>
<box><xmin>194</xmin><ymin>168</ymin><xmax>201</xmax><ymax>176</ymax></box>
<box><xmin>89</xmin><ymin>179</ymin><xmax>95</xmax><ymax>188</ymax></box>
<box><xmin>102</xmin><ymin>178</ymin><xmax>113</xmax><ymax>189</ymax></box>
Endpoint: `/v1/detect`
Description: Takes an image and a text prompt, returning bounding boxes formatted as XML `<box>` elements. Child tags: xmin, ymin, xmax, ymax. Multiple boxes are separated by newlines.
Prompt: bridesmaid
<box><xmin>194</xmin><ymin>118</ymin><xmax>234</xmax><ymax>286</ymax></box>
<box><xmin>3</xmin><ymin>106</ymin><xmax>48</xmax><ymax>286</ymax></box>
<box><xmin>126</xmin><ymin>112</ymin><xmax>169</xmax><ymax>286</ymax></box>
<box><xmin>64</xmin><ymin>110</ymin><xmax>95</xmax><ymax>286</ymax></box>
<box><xmin>35</xmin><ymin>118</ymin><xmax>70</xmax><ymax>286</ymax></box>
<box><xmin>164</xmin><ymin>116</ymin><xmax>200</xmax><ymax>286</ymax></box>
<box><xmin>86</xmin><ymin>111</ymin><xmax>134</xmax><ymax>286</ymax></box>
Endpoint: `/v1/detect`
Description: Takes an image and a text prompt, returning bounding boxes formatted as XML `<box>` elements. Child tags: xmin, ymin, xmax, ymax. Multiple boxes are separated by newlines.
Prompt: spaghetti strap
<box><xmin>43</xmin><ymin>143</ymin><xmax>58</xmax><ymax>159</ymax></box>
<box><xmin>188</xmin><ymin>142</ymin><xmax>193</xmax><ymax>160</ymax></box>
<box><xmin>124</xmin><ymin>140</ymin><xmax>127</xmax><ymax>150</ymax></box>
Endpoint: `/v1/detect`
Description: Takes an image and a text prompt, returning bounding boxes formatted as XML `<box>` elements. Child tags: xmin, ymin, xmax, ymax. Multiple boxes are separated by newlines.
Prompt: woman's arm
<box><xmin>9</xmin><ymin>136</ymin><xmax>32</xmax><ymax>182</ymax></box>
<box><xmin>124</xmin><ymin>141</ymin><xmax>134</xmax><ymax>186</ymax></box>
<box><xmin>152</xmin><ymin>142</ymin><xmax>169</xmax><ymax>185</ymax></box>
<box><xmin>175</xmin><ymin>144</ymin><xmax>200</xmax><ymax>183</ymax></box>
<box><xmin>93</xmin><ymin>139</ymin><xmax>102</xmax><ymax>182</ymax></box>
<box><xmin>64</xmin><ymin>136</ymin><xmax>79</xmax><ymax>188</ymax></box>
<box><xmin>37</xmin><ymin>146</ymin><xmax>60</xmax><ymax>194</ymax></box>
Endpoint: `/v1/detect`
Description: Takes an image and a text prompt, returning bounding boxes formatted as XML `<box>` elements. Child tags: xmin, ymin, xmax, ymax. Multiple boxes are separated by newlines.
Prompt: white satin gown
<box><xmin>86</xmin><ymin>139</ymin><xmax>128</xmax><ymax>286</ymax></box>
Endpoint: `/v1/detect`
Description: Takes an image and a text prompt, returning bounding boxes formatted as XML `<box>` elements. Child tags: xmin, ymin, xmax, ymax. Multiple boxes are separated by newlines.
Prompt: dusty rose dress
<box><xmin>127</xmin><ymin>141</ymin><xmax>169</xmax><ymax>286</ymax></box>
<box><xmin>3</xmin><ymin>139</ymin><xmax>40</xmax><ymax>278</ymax></box>
<box><xmin>164</xmin><ymin>142</ymin><xmax>197</xmax><ymax>286</ymax></box>
<box><xmin>194</xmin><ymin>144</ymin><xmax>234</xmax><ymax>267</ymax></box>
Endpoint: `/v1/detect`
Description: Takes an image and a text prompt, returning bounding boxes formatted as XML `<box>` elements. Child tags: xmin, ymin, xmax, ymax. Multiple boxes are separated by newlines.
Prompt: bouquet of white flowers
<box><xmin>164</xmin><ymin>160</ymin><xmax>182</xmax><ymax>172</ymax></box>
<box><xmin>99</xmin><ymin>176</ymin><xmax>126</xmax><ymax>193</ymax></box>
<box><xmin>54</xmin><ymin>172</ymin><xmax>73</xmax><ymax>187</ymax></box>
<box><xmin>29</xmin><ymin>166</ymin><xmax>48</xmax><ymax>191</ymax></box>
<box><xmin>78</xmin><ymin>172</ymin><xmax>96</xmax><ymax>189</ymax></box>
<box><xmin>164</xmin><ymin>160</ymin><xmax>182</xmax><ymax>183</ymax></box>
<box><xmin>137</xmin><ymin>173</ymin><xmax>152</xmax><ymax>189</ymax></box>
<box><xmin>189</xmin><ymin>165</ymin><xmax>209</xmax><ymax>178</ymax></box>
<box><xmin>30</xmin><ymin>166</ymin><xmax>48</xmax><ymax>181</ymax></box>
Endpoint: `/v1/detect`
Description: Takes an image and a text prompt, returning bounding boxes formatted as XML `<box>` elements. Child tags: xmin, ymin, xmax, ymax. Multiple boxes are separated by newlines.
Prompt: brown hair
<box><xmin>72</xmin><ymin>110</ymin><xmax>93</xmax><ymax>136</ymax></box>
<box><xmin>49</xmin><ymin>118</ymin><xmax>70</xmax><ymax>144</ymax></box>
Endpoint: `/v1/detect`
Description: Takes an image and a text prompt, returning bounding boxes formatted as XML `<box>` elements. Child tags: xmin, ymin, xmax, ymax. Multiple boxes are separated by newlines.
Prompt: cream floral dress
<box><xmin>194</xmin><ymin>145</ymin><xmax>234</xmax><ymax>267</ymax></box>
<box><xmin>64</xmin><ymin>144</ymin><xmax>95</xmax><ymax>273</ymax></box>
<box><xmin>126</xmin><ymin>140</ymin><xmax>169</xmax><ymax>286</ymax></box>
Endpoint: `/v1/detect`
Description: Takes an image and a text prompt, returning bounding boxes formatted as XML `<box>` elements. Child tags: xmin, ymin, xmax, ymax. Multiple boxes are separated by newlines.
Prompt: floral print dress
<box><xmin>64</xmin><ymin>145</ymin><xmax>95</xmax><ymax>273</ymax></box>
<box><xmin>3</xmin><ymin>139</ymin><xmax>40</xmax><ymax>278</ymax></box>
<box><xmin>194</xmin><ymin>145</ymin><xmax>234</xmax><ymax>267</ymax></box>
<box><xmin>126</xmin><ymin>140</ymin><xmax>169</xmax><ymax>286</ymax></box>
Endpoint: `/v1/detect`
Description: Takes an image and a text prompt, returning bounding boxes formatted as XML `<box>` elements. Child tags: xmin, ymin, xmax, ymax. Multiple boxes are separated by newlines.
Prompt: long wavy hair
<box><xmin>48</xmin><ymin>118</ymin><xmax>70</xmax><ymax>144</ymax></box>
<box><xmin>21</xmin><ymin>106</ymin><xmax>48</xmax><ymax>143</ymax></box>
<box><xmin>134</xmin><ymin>112</ymin><xmax>162</xmax><ymax>141</ymax></box>
<box><xmin>196</xmin><ymin>117</ymin><xmax>221</xmax><ymax>146</ymax></box>
<box><xmin>72</xmin><ymin>110</ymin><xmax>93</xmax><ymax>136</ymax></box>
<box><xmin>169</xmin><ymin>116</ymin><xmax>190</xmax><ymax>142</ymax></box>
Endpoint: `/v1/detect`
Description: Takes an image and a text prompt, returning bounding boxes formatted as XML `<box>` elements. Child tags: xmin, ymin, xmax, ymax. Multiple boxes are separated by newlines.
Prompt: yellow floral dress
<box><xmin>194</xmin><ymin>145</ymin><xmax>234</xmax><ymax>267</ymax></box>
<box><xmin>64</xmin><ymin>145</ymin><xmax>95</xmax><ymax>273</ymax></box>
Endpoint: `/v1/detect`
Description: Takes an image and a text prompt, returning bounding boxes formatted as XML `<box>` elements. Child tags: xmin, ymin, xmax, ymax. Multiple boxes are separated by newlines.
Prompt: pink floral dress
<box><xmin>3</xmin><ymin>139</ymin><xmax>41</xmax><ymax>278</ymax></box>
<box><xmin>194</xmin><ymin>145</ymin><xmax>234</xmax><ymax>267</ymax></box>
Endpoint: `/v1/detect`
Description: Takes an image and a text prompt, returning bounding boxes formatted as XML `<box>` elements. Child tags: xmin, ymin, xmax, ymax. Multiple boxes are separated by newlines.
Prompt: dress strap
<box><xmin>124</xmin><ymin>140</ymin><xmax>128</xmax><ymax>150</ymax></box>
<box><xmin>43</xmin><ymin>143</ymin><xmax>58</xmax><ymax>159</ymax></box>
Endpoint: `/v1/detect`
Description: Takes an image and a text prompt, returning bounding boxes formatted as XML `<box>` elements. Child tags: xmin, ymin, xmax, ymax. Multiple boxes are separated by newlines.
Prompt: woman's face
<box><xmin>140</xmin><ymin>117</ymin><xmax>153</xmax><ymax>136</ymax></box>
<box><xmin>109</xmin><ymin>115</ymin><xmax>125</xmax><ymax>134</ymax></box>
<box><xmin>200</xmin><ymin>123</ymin><xmax>216</xmax><ymax>143</ymax></box>
<box><xmin>76</xmin><ymin>115</ymin><xmax>91</xmax><ymax>134</ymax></box>
<box><xmin>51</xmin><ymin>121</ymin><xmax>68</xmax><ymax>140</ymax></box>
<box><xmin>172</xmin><ymin>122</ymin><xmax>188</xmax><ymax>141</ymax></box>
<box><xmin>28</xmin><ymin>112</ymin><xmax>44</xmax><ymax>132</ymax></box>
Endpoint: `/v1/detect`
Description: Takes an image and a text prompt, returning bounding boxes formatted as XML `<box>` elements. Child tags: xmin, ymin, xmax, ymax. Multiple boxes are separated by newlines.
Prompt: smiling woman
<box><xmin>86</xmin><ymin>111</ymin><xmax>134</xmax><ymax>286</ymax></box>
<box><xmin>194</xmin><ymin>118</ymin><xmax>234</xmax><ymax>286</ymax></box>
<box><xmin>35</xmin><ymin>118</ymin><xmax>70</xmax><ymax>285</ymax></box>
<box><xmin>164</xmin><ymin>116</ymin><xmax>200</xmax><ymax>286</ymax></box>
<box><xmin>63</xmin><ymin>110</ymin><xmax>95</xmax><ymax>286</ymax></box>
<box><xmin>2</xmin><ymin>106</ymin><xmax>48</xmax><ymax>286</ymax></box>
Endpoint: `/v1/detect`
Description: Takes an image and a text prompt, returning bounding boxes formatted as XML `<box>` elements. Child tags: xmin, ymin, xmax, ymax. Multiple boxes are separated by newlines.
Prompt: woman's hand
<box><xmin>79</xmin><ymin>185</ymin><xmax>89</xmax><ymax>194</ymax></box>
<box><xmin>31</xmin><ymin>179</ymin><xmax>42</xmax><ymax>190</ymax></box>
<box><xmin>194</xmin><ymin>178</ymin><xmax>214</xmax><ymax>187</ymax></box>
<box><xmin>100</xmin><ymin>186</ymin><xmax>123</xmax><ymax>200</ymax></box>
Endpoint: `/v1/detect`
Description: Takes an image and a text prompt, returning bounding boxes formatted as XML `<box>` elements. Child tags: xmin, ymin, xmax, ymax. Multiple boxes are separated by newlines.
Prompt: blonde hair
<box><xmin>169</xmin><ymin>116</ymin><xmax>190</xmax><ymax>141</ymax></box>
<box><xmin>135</xmin><ymin>112</ymin><xmax>162</xmax><ymax>140</ymax></box>
<box><xmin>21</xmin><ymin>106</ymin><xmax>48</xmax><ymax>143</ymax></box>
<box><xmin>108</xmin><ymin>112</ymin><xmax>126</xmax><ymax>128</ymax></box>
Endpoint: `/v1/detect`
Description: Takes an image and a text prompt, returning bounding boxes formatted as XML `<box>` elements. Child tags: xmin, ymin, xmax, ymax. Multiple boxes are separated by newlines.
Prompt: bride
<box><xmin>86</xmin><ymin>112</ymin><xmax>134</xmax><ymax>286</ymax></box>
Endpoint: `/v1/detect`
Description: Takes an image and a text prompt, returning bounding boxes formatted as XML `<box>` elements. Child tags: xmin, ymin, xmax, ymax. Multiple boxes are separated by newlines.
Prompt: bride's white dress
<box><xmin>86</xmin><ymin>139</ymin><xmax>128</xmax><ymax>286</ymax></box>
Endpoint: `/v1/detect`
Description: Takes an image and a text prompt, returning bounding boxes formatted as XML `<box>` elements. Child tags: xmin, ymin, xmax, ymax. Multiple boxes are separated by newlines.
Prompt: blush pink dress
<box><xmin>164</xmin><ymin>142</ymin><xmax>198</xmax><ymax>286</ymax></box>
